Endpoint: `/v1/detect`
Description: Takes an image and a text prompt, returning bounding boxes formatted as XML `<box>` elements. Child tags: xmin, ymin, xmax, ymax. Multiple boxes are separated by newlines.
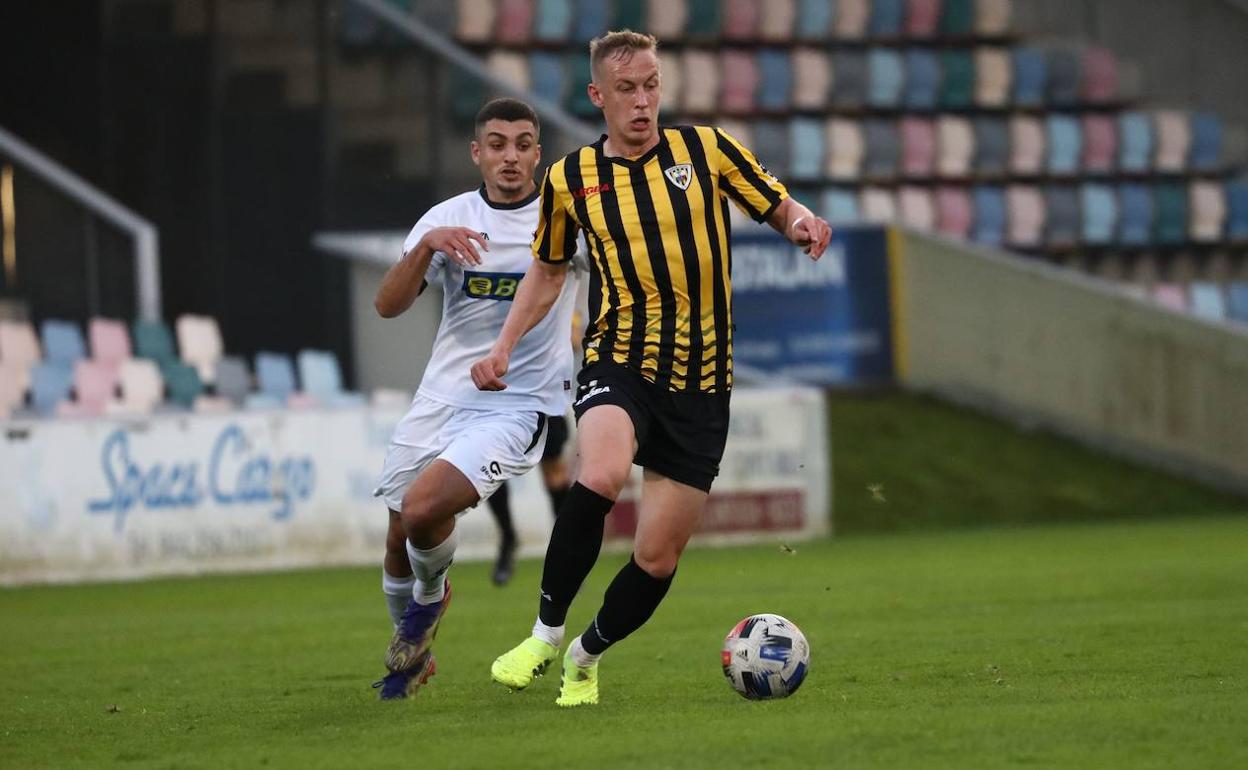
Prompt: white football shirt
<box><xmin>401</xmin><ymin>185</ymin><xmax>580</xmax><ymax>415</ymax></box>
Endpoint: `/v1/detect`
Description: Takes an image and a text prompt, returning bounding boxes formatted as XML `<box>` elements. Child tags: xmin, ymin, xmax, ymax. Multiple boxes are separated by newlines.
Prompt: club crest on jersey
<box><xmin>664</xmin><ymin>163</ymin><xmax>693</xmax><ymax>190</ymax></box>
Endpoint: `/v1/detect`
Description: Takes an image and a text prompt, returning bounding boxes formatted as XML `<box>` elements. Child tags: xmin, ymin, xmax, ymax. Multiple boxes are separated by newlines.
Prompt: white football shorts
<box><xmin>373</xmin><ymin>394</ymin><xmax>549</xmax><ymax>511</ymax></box>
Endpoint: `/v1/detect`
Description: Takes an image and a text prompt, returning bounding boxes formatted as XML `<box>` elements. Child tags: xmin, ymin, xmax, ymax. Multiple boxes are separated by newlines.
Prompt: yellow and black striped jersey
<box><xmin>533</xmin><ymin>125</ymin><xmax>788</xmax><ymax>392</ymax></box>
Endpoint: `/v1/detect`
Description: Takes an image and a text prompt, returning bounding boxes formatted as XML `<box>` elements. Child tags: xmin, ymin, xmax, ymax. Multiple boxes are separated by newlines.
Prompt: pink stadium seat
<box><xmin>495</xmin><ymin>0</ymin><xmax>534</xmax><ymax>45</ymax></box>
<box><xmin>1152</xmin><ymin>283</ymin><xmax>1188</xmax><ymax>312</ymax></box>
<box><xmin>88</xmin><ymin>317</ymin><xmax>131</xmax><ymax>372</ymax></box>
<box><xmin>0</xmin><ymin>319</ymin><xmax>41</xmax><ymax>370</ymax></box>
<box><xmin>935</xmin><ymin>186</ymin><xmax>974</xmax><ymax>238</ymax></box>
<box><xmin>175</xmin><ymin>314</ymin><xmax>224</xmax><ymax>385</ymax></box>
<box><xmin>718</xmin><ymin>119</ymin><xmax>753</xmax><ymax>152</ymax></box>
<box><xmin>936</xmin><ymin>116</ymin><xmax>974</xmax><ymax>178</ymax></box>
<box><xmin>1081</xmin><ymin>47</ymin><xmax>1118</xmax><ymax>104</ymax></box>
<box><xmin>825</xmin><ymin>119</ymin><xmax>865</xmax><ymax>181</ymax></box>
<box><xmin>646</xmin><ymin>0</ymin><xmax>687</xmax><ymax>40</ymax></box>
<box><xmin>758</xmin><ymin>0</ymin><xmax>796</xmax><ymax>41</ymax></box>
<box><xmin>1009</xmin><ymin>116</ymin><xmax>1046</xmax><ymax>176</ymax></box>
<box><xmin>67</xmin><ymin>359</ymin><xmax>120</xmax><ymax>417</ymax></box>
<box><xmin>900</xmin><ymin>117</ymin><xmax>937</xmax><ymax>178</ymax></box>
<box><xmin>905</xmin><ymin>0</ymin><xmax>941</xmax><ymax>38</ymax></box>
<box><xmin>681</xmin><ymin>50</ymin><xmax>719</xmax><ymax>114</ymax></box>
<box><xmin>860</xmin><ymin>187</ymin><xmax>898</xmax><ymax>223</ymax></box>
<box><xmin>975</xmin><ymin>0</ymin><xmax>1012</xmax><ymax>36</ymax></box>
<box><xmin>899</xmin><ymin>187</ymin><xmax>936</xmax><ymax>232</ymax></box>
<box><xmin>1006</xmin><ymin>185</ymin><xmax>1045</xmax><ymax>247</ymax></box>
<box><xmin>974</xmin><ymin>47</ymin><xmax>1011</xmax><ymax>107</ymax></box>
<box><xmin>1189</xmin><ymin>181</ymin><xmax>1227</xmax><ymax>243</ymax></box>
<box><xmin>791</xmin><ymin>48</ymin><xmax>831</xmax><ymax>110</ymax></box>
<box><xmin>1154</xmin><ymin>110</ymin><xmax>1192</xmax><ymax>173</ymax></box>
<box><xmin>658</xmin><ymin>51</ymin><xmax>683</xmax><ymax>112</ymax></box>
<box><xmin>1081</xmin><ymin>115</ymin><xmax>1117</xmax><ymax>174</ymax></box>
<box><xmin>722</xmin><ymin>0</ymin><xmax>760</xmax><ymax>41</ymax></box>
<box><xmin>455</xmin><ymin>0</ymin><xmax>497</xmax><ymax>42</ymax></box>
<box><xmin>110</xmin><ymin>359</ymin><xmax>164</xmax><ymax>416</ymax></box>
<box><xmin>0</xmin><ymin>364</ymin><xmax>25</xmax><ymax>417</ymax></box>
<box><xmin>720</xmin><ymin>50</ymin><xmax>760</xmax><ymax>114</ymax></box>
<box><xmin>835</xmin><ymin>0</ymin><xmax>870</xmax><ymax>39</ymax></box>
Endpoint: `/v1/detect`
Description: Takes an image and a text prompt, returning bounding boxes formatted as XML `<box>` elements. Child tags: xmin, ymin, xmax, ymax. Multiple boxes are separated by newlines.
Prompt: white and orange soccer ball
<box><xmin>721</xmin><ymin>613</ymin><xmax>810</xmax><ymax>700</ymax></box>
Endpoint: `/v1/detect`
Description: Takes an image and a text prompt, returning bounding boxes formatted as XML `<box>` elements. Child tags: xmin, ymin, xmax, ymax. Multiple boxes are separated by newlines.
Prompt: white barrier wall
<box><xmin>0</xmin><ymin>387</ymin><xmax>829</xmax><ymax>586</ymax></box>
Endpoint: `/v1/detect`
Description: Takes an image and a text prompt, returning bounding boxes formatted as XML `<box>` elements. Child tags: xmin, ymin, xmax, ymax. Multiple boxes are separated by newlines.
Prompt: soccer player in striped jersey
<box><xmin>470</xmin><ymin>30</ymin><xmax>831</xmax><ymax>706</ymax></box>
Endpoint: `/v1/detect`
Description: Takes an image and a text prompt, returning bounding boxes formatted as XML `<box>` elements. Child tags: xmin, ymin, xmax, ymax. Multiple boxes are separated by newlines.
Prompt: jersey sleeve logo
<box><xmin>664</xmin><ymin>163</ymin><xmax>693</xmax><ymax>190</ymax></box>
<box><xmin>462</xmin><ymin>271</ymin><xmax>525</xmax><ymax>301</ymax></box>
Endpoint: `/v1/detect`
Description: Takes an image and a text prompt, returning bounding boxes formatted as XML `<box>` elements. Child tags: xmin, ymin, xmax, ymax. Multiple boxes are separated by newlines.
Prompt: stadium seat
<box><xmin>973</xmin><ymin>117</ymin><xmax>1009</xmax><ymax>177</ymax></box>
<box><xmin>1009</xmin><ymin>115</ymin><xmax>1045</xmax><ymax>176</ymax></box>
<box><xmin>899</xmin><ymin>186</ymin><xmax>936</xmax><ymax>232</ymax></box>
<box><xmin>1080</xmin><ymin>183</ymin><xmax>1118</xmax><ymax>245</ymax></box>
<box><xmin>975</xmin><ymin>0</ymin><xmax>1012</xmax><ymax>36</ymax></box>
<box><xmin>826</xmin><ymin>119</ymin><xmax>865</xmax><ymax>180</ymax></box>
<box><xmin>684</xmin><ymin>0</ymin><xmax>721</xmax><ymax>40</ymax></box>
<box><xmin>722</xmin><ymin>0</ymin><xmax>759</xmax><ymax>40</ymax></box>
<box><xmin>904</xmin><ymin>49</ymin><xmax>941</xmax><ymax>111</ymax></box>
<box><xmin>756</xmin><ymin>49</ymin><xmax>793</xmax><ymax>112</ymax></box>
<box><xmin>132</xmin><ymin>319</ymin><xmax>178</xmax><ymax>367</ymax></box>
<box><xmin>611</xmin><ymin>0</ymin><xmax>646</xmax><ymax>31</ymax></box>
<box><xmin>573</xmin><ymin>0</ymin><xmax>609</xmax><ymax>41</ymax></box>
<box><xmin>565</xmin><ymin>53</ymin><xmax>597</xmax><ymax>117</ymax></box>
<box><xmin>1189</xmin><ymin>282</ymin><xmax>1228</xmax><ymax>321</ymax></box>
<box><xmin>1081</xmin><ymin>115</ymin><xmax>1117</xmax><ymax>174</ymax></box>
<box><xmin>791</xmin><ymin>48</ymin><xmax>831</xmax><ymax>110</ymax></box>
<box><xmin>1044</xmin><ymin>47</ymin><xmax>1081</xmax><ymax>107</ymax></box>
<box><xmin>940</xmin><ymin>0</ymin><xmax>975</xmax><ymax>36</ymax></box>
<box><xmin>972</xmin><ymin>185</ymin><xmax>1007</xmax><ymax>246</ymax></box>
<box><xmin>339</xmin><ymin>1</ymin><xmax>382</xmax><ymax>46</ymax></box>
<box><xmin>1011</xmin><ymin>47</ymin><xmax>1046</xmax><ymax>108</ymax></box>
<box><xmin>0</xmin><ymin>363</ymin><xmax>27</xmax><ymax>417</ymax></box>
<box><xmin>415</xmin><ymin>0</ymin><xmax>456</xmax><ymax>37</ymax></box>
<box><xmin>830</xmin><ymin>51</ymin><xmax>868</xmax><ymax>109</ymax></box>
<box><xmin>528</xmin><ymin>52</ymin><xmax>567</xmax><ymax>110</ymax></box>
<box><xmin>486</xmin><ymin>51</ymin><xmax>530</xmax><ymax>91</ymax></box>
<box><xmin>939</xmin><ymin>50</ymin><xmax>975</xmax><ymax>109</ymax></box>
<box><xmin>533</xmin><ymin>0</ymin><xmax>572</xmax><ymax>42</ymax></box>
<box><xmin>759</xmin><ymin>0</ymin><xmax>796</xmax><ymax>41</ymax></box>
<box><xmin>1081</xmin><ymin>46</ymin><xmax>1118</xmax><ymax>103</ymax></box>
<box><xmin>1153</xmin><ymin>111</ymin><xmax>1191</xmax><ymax>174</ymax></box>
<box><xmin>719</xmin><ymin>119</ymin><xmax>753</xmax><ymax>155</ymax></box>
<box><xmin>974</xmin><ymin>47</ymin><xmax>1011</xmax><ymax>107</ymax></box>
<box><xmin>1046</xmin><ymin>115</ymin><xmax>1082</xmax><ymax>176</ymax></box>
<box><xmin>1189</xmin><ymin>112</ymin><xmax>1223</xmax><ymax>173</ymax></box>
<box><xmin>821</xmin><ymin>187</ymin><xmax>861</xmax><ymax>226</ymax></box>
<box><xmin>869</xmin><ymin>0</ymin><xmax>905</xmax><ymax>38</ymax></box>
<box><xmin>1044</xmin><ymin>186</ymin><xmax>1081</xmax><ymax>248</ymax></box>
<box><xmin>936</xmin><ymin>116</ymin><xmax>975</xmax><ymax>178</ymax></box>
<box><xmin>1228</xmin><ymin>283</ymin><xmax>1248</xmax><ymax>323</ymax></box>
<box><xmin>835</xmin><ymin>0</ymin><xmax>870</xmax><ymax>39</ymax></box>
<box><xmin>31</xmin><ymin>362</ymin><xmax>73</xmax><ymax>416</ymax></box>
<box><xmin>455</xmin><ymin>0</ymin><xmax>496</xmax><ymax>42</ymax></box>
<box><xmin>752</xmin><ymin>120</ymin><xmax>791</xmax><ymax>179</ymax></box>
<box><xmin>0</xmin><ymin>319</ymin><xmax>41</xmax><ymax>370</ymax></box>
<box><xmin>1118</xmin><ymin>112</ymin><xmax>1154</xmax><ymax>174</ymax></box>
<box><xmin>213</xmin><ymin>356</ymin><xmax>251</xmax><ymax>407</ymax></box>
<box><xmin>1151</xmin><ymin>283</ymin><xmax>1188</xmax><ymax>313</ymax></box>
<box><xmin>449</xmin><ymin>65</ymin><xmax>487</xmax><ymax>128</ymax></box>
<box><xmin>719</xmin><ymin>51</ymin><xmax>759</xmax><ymax>114</ymax></box>
<box><xmin>658</xmin><ymin>50</ymin><xmax>683</xmax><ymax>112</ymax></box>
<box><xmin>795</xmin><ymin>0</ymin><xmax>833</xmax><ymax>40</ymax></box>
<box><xmin>905</xmin><ymin>0</ymin><xmax>941</xmax><ymax>38</ymax></box>
<box><xmin>68</xmin><ymin>359</ymin><xmax>120</xmax><ymax>416</ymax></box>
<box><xmin>867</xmin><ymin>49</ymin><xmax>905</xmax><ymax>109</ymax></box>
<box><xmin>859</xmin><ymin>187</ymin><xmax>898</xmax><ymax>223</ymax></box>
<box><xmin>252</xmin><ymin>351</ymin><xmax>297</xmax><ymax>407</ymax></box>
<box><xmin>1118</xmin><ymin>184</ymin><xmax>1155</xmax><ymax>246</ymax></box>
<box><xmin>1006</xmin><ymin>185</ymin><xmax>1045</xmax><ymax>248</ymax></box>
<box><xmin>863</xmin><ymin>119</ymin><xmax>901</xmax><ymax>180</ymax></box>
<box><xmin>681</xmin><ymin>50</ymin><xmax>718</xmax><ymax>114</ymax></box>
<box><xmin>935</xmin><ymin>186</ymin><xmax>974</xmax><ymax>239</ymax></box>
<box><xmin>1152</xmin><ymin>183</ymin><xmax>1189</xmax><ymax>245</ymax></box>
<box><xmin>1226</xmin><ymin>178</ymin><xmax>1248</xmax><ymax>242</ymax></box>
<box><xmin>901</xmin><ymin>117</ymin><xmax>937</xmax><ymax>178</ymax></box>
<box><xmin>41</xmin><ymin>320</ymin><xmax>85</xmax><ymax>367</ymax></box>
<box><xmin>298</xmin><ymin>350</ymin><xmax>367</xmax><ymax>408</ymax></box>
<box><xmin>1189</xmin><ymin>181</ymin><xmax>1227</xmax><ymax>243</ymax></box>
<box><xmin>175</xmin><ymin>314</ymin><xmax>224</xmax><ymax>385</ymax></box>
<box><xmin>789</xmin><ymin>118</ymin><xmax>826</xmax><ymax>181</ymax></box>
<box><xmin>646</xmin><ymin>0</ymin><xmax>687</xmax><ymax>39</ymax></box>
<box><xmin>161</xmin><ymin>361</ymin><xmax>204</xmax><ymax>410</ymax></box>
<box><xmin>109</xmin><ymin>359</ymin><xmax>163</xmax><ymax>416</ymax></box>
<box><xmin>88</xmin><ymin>317</ymin><xmax>131</xmax><ymax>371</ymax></box>
<box><xmin>495</xmin><ymin>0</ymin><xmax>534</xmax><ymax>44</ymax></box>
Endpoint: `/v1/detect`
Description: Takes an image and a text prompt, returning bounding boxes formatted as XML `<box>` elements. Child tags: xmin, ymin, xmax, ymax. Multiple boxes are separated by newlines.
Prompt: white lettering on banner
<box><xmin>787</xmin><ymin>331</ymin><xmax>881</xmax><ymax>355</ymax></box>
<box><xmin>731</xmin><ymin>242</ymin><xmax>846</xmax><ymax>292</ymax></box>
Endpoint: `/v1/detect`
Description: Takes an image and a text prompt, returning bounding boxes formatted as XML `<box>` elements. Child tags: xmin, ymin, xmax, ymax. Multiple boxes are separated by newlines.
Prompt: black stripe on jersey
<box><xmin>628</xmin><ymin>162</ymin><xmax>678</xmax><ymax>389</ymax></box>
<box><xmin>536</xmin><ymin>168</ymin><xmax>556</xmax><ymax>260</ymax></box>
<box><xmin>564</xmin><ymin>156</ymin><xmax>621</xmax><ymax>358</ymax></box>
<box><xmin>715</xmin><ymin>128</ymin><xmax>785</xmax><ymax>222</ymax></box>
<box><xmin>682</xmin><ymin>128</ymin><xmax>732</xmax><ymax>392</ymax></box>
<box><xmin>594</xmin><ymin>151</ymin><xmax>649</xmax><ymax>367</ymax></box>
<box><xmin>663</xmin><ymin>130</ymin><xmax>707</xmax><ymax>389</ymax></box>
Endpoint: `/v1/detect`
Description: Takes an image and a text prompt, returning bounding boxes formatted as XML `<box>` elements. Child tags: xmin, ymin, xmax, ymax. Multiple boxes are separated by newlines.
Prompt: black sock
<box><xmin>546</xmin><ymin>483</ymin><xmax>569</xmax><ymax>520</ymax></box>
<box><xmin>580</xmin><ymin>556</ymin><xmax>675</xmax><ymax>655</ymax></box>
<box><xmin>537</xmin><ymin>482</ymin><xmax>614</xmax><ymax>626</ymax></box>
<box><xmin>487</xmin><ymin>481</ymin><xmax>516</xmax><ymax>544</ymax></box>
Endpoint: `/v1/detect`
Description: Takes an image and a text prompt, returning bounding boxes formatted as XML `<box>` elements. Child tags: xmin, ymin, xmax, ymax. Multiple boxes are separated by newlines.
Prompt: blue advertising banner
<box><xmin>731</xmin><ymin>226</ymin><xmax>893</xmax><ymax>386</ymax></box>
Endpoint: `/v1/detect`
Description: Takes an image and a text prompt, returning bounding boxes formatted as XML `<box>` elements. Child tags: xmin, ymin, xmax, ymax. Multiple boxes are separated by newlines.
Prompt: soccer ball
<box><xmin>721</xmin><ymin>613</ymin><xmax>810</xmax><ymax>700</ymax></box>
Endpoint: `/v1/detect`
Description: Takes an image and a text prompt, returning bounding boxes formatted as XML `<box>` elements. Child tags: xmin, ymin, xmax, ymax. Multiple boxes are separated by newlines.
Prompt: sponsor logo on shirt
<box><xmin>573</xmin><ymin>183</ymin><xmax>612</xmax><ymax>199</ymax></box>
<box><xmin>462</xmin><ymin>271</ymin><xmax>525</xmax><ymax>301</ymax></box>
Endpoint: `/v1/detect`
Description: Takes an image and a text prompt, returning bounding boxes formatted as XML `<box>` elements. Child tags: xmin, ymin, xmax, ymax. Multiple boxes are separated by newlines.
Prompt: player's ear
<box><xmin>470</xmin><ymin>140</ymin><xmax>481</xmax><ymax>167</ymax></box>
<box><xmin>587</xmin><ymin>82</ymin><xmax>604</xmax><ymax>109</ymax></box>
<box><xmin>534</xmin><ymin>143</ymin><xmax>542</xmax><ymax>163</ymax></box>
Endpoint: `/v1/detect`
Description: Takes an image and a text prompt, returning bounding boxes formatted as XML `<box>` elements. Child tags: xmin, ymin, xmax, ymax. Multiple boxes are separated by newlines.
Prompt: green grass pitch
<box><xmin>2</xmin><ymin>515</ymin><xmax>1246</xmax><ymax>769</ymax></box>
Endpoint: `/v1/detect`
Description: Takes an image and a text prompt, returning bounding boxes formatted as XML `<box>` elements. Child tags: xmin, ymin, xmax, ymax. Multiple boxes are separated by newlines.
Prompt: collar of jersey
<box><xmin>477</xmin><ymin>184</ymin><xmax>540</xmax><ymax>210</ymax></box>
<box><xmin>593</xmin><ymin>130</ymin><xmax>668</xmax><ymax>168</ymax></box>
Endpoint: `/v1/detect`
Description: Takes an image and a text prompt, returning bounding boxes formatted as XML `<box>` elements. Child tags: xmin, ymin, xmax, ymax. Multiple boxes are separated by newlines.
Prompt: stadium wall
<box><xmin>890</xmin><ymin>229</ymin><xmax>1248</xmax><ymax>496</ymax></box>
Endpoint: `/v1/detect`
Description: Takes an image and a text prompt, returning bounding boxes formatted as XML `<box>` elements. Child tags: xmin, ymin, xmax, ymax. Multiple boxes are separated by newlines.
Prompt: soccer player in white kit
<box><xmin>370</xmin><ymin>99</ymin><xmax>580</xmax><ymax>699</ymax></box>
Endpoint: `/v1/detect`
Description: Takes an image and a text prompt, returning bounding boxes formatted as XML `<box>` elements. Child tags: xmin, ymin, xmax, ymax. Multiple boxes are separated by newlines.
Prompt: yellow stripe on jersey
<box><xmin>533</xmin><ymin>125</ymin><xmax>788</xmax><ymax>392</ymax></box>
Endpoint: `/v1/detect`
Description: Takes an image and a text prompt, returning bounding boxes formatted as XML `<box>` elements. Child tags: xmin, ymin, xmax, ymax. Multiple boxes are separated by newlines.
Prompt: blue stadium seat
<box><xmin>30</xmin><ymin>362</ymin><xmax>73</xmax><ymax>415</ymax></box>
<box><xmin>867</xmin><ymin>49</ymin><xmax>904</xmax><ymax>108</ymax></box>
<box><xmin>789</xmin><ymin>118</ymin><xmax>826</xmax><ymax>181</ymax></box>
<box><xmin>752</xmin><ymin>121</ymin><xmax>791</xmax><ymax>181</ymax></box>
<box><xmin>297</xmin><ymin>350</ymin><xmax>367</xmax><ymax>407</ymax></box>
<box><xmin>863</xmin><ymin>119</ymin><xmax>900</xmax><ymax>180</ymax></box>
<box><xmin>831</xmin><ymin>51</ymin><xmax>868</xmax><ymax>109</ymax></box>
<box><xmin>40</xmin><ymin>320</ymin><xmax>86</xmax><ymax>366</ymax></box>
<box><xmin>756</xmin><ymin>49</ymin><xmax>794</xmax><ymax>112</ymax></box>
<box><xmin>253</xmin><ymin>351</ymin><xmax>297</xmax><ymax>405</ymax></box>
<box><xmin>868</xmin><ymin>0</ymin><xmax>904</xmax><ymax>38</ymax></box>
<box><xmin>1080</xmin><ymin>184</ymin><xmax>1118</xmax><ymax>245</ymax></box>
<box><xmin>340</xmin><ymin>1</ymin><xmax>382</xmax><ymax>45</ymax></box>
<box><xmin>1228</xmin><ymin>283</ymin><xmax>1248</xmax><ymax>324</ymax></box>
<box><xmin>1118</xmin><ymin>112</ymin><xmax>1154</xmax><ymax>174</ymax></box>
<box><xmin>821</xmin><ymin>187</ymin><xmax>861</xmax><ymax>226</ymax></box>
<box><xmin>973</xmin><ymin>117</ymin><xmax>1010</xmax><ymax>177</ymax></box>
<box><xmin>1046</xmin><ymin>115</ymin><xmax>1082</xmax><ymax>176</ymax></box>
<box><xmin>572</xmin><ymin>0</ymin><xmax>609</xmax><ymax>41</ymax></box>
<box><xmin>1227</xmin><ymin>178</ymin><xmax>1248</xmax><ymax>241</ymax></box>
<box><xmin>971</xmin><ymin>186</ymin><xmax>1007</xmax><ymax>246</ymax></box>
<box><xmin>1044</xmin><ymin>48</ymin><xmax>1082</xmax><ymax>107</ymax></box>
<box><xmin>1044</xmin><ymin>186</ymin><xmax>1081</xmax><ymax>248</ymax></box>
<box><xmin>904</xmin><ymin>49</ymin><xmax>940</xmax><ymax>111</ymax></box>
<box><xmin>795</xmin><ymin>0</ymin><xmax>834</xmax><ymax>40</ymax></box>
<box><xmin>1011</xmin><ymin>47</ymin><xmax>1046</xmax><ymax>108</ymax></box>
<box><xmin>1189</xmin><ymin>283</ymin><xmax>1227</xmax><ymax>321</ymax></box>
<box><xmin>1189</xmin><ymin>112</ymin><xmax>1224</xmax><ymax>172</ymax></box>
<box><xmin>1152</xmin><ymin>183</ymin><xmax>1188</xmax><ymax>246</ymax></box>
<box><xmin>528</xmin><ymin>52</ymin><xmax>567</xmax><ymax>106</ymax></box>
<box><xmin>1117</xmin><ymin>184</ymin><xmax>1154</xmax><ymax>247</ymax></box>
<box><xmin>534</xmin><ymin>0</ymin><xmax>572</xmax><ymax>42</ymax></box>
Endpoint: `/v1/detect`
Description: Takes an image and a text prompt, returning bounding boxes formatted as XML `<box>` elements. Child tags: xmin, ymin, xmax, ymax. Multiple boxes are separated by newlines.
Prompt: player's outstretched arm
<box><xmin>470</xmin><ymin>260</ymin><xmax>569</xmax><ymax>391</ymax></box>
<box><xmin>375</xmin><ymin>227</ymin><xmax>489</xmax><ymax>318</ymax></box>
<box><xmin>767</xmin><ymin>198</ymin><xmax>832</xmax><ymax>260</ymax></box>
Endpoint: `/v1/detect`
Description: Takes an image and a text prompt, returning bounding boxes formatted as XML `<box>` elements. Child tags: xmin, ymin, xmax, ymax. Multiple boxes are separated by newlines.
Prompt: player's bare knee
<box><xmin>576</xmin><ymin>465</ymin><xmax>629</xmax><ymax>500</ymax></box>
<box><xmin>633</xmin><ymin>547</ymin><xmax>679</xmax><ymax>578</ymax></box>
<box><xmin>399</xmin><ymin>487</ymin><xmax>445</xmax><ymax>536</ymax></box>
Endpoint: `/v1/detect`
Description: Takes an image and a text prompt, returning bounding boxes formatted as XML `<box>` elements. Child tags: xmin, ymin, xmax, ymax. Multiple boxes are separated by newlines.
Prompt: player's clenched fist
<box><xmin>423</xmin><ymin>226</ymin><xmax>489</xmax><ymax>267</ymax></box>
<box><xmin>470</xmin><ymin>350</ymin><xmax>510</xmax><ymax>391</ymax></box>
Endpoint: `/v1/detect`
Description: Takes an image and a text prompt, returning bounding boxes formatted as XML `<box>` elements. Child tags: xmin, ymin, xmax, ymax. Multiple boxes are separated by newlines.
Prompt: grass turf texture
<box><xmin>2</xmin><ymin>516</ymin><xmax>1246</xmax><ymax>769</ymax></box>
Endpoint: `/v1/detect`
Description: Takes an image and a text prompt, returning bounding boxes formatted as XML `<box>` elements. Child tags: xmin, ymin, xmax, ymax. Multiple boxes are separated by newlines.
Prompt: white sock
<box><xmin>532</xmin><ymin>618</ymin><xmax>565</xmax><ymax>648</ymax></box>
<box><xmin>382</xmin><ymin>568</ymin><xmax>416</xmax><ymax>628</ymax></box>
<box><xmin>406</xmin><ymin>531</ymin><xmax>456</xmax><ymax>605</ymax></box>
<box><xmin>568</xmin><ymin>635</ymin><xmax>601</xmax><ymax>668</ymax></box>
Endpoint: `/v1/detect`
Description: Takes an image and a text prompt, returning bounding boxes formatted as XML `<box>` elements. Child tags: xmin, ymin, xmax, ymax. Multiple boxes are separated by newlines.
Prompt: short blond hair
<box><xmin>589</xmin><ymin>29</ymin><xmax>658</xmax><ymax>79</ymax></box>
